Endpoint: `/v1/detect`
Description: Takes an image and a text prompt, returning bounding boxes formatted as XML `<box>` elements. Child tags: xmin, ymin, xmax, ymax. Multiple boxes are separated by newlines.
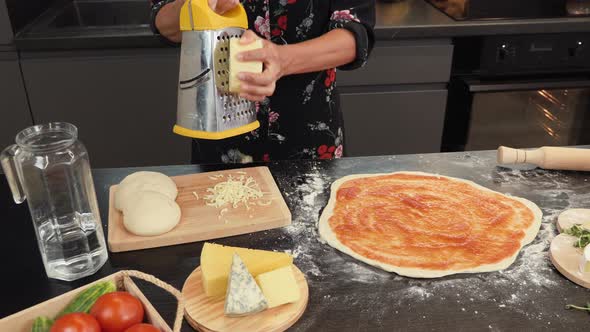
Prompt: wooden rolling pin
<box><xmin>497</xmin><ymin>146</ymin><xmax>590</xmax><ymax>171</ymax></box>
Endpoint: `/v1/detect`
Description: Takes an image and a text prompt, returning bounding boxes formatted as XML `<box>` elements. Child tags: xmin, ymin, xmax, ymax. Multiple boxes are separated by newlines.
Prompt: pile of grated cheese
<box><xmin>204</xmin><ymin>175</ymin><xmax>264</xmax><ymax>210</ymax></box>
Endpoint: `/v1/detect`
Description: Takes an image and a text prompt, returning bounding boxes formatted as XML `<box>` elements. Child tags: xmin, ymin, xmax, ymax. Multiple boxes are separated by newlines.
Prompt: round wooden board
<box><xmin>556</xmin><ymin>208</ymin><xmax>590</xmax><ymax>233</ymax></box>
<box><xmin>182</xmin><ymin>266</ymin><xmax>309</xmax><ymax>332</ymax></box>
<box><xmin>549</xmin><ymin>233</ymin><xmax>590</xmax><ymax>289</ymax></box>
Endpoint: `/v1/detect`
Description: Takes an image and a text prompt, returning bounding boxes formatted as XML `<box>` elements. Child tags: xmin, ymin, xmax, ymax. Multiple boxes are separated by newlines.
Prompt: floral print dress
<box><xmin>153</xmin><ymin>0</ymin><xmax>375</xmax><ymax>163</ymax></box>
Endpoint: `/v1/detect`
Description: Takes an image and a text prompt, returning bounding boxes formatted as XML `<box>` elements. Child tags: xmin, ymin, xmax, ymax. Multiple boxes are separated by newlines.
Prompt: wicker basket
<box><xmin>0</xmin><ymin>270</ymin><xmax>183</xmax><ymax>332</ymax></box>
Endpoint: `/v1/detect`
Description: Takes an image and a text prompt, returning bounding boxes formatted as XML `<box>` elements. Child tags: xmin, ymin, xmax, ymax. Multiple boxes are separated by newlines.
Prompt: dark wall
<box><xmin>6</xmin><ymin>0</ymin><xmax>55</xmax><ymax>33</ymax></box>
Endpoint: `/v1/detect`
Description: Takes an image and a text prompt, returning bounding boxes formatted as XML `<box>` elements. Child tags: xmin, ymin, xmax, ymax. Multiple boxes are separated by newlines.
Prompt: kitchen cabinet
<box><xmin>338</xmin><ymin>39</ymin><xmax>453</xmax><ymax>87</ymax></box>
<box><xmin>0</xmin><ymin>51</ymin><xmax>32</xmax><ymax>151</ymax></box>
<box><xmin>20</xmin><ymin>48</ymin><xmax>191</xmax><ymax>168</ymax></box>
<box><xmin>340</xmin><ymin>86</ymin><xmax>447</xmax><ymax>157</ymax></box>
<box><xmin>17</xmin><ymin>38</ymin><xmax>453</xmax><ymax>163</ymax></box>
<box><xmin>0</xmin><ymin>0</ymin><xmax>11</xmax><ymax>44</ymax></box>
<box><xmin>337</xmin><ymin>39</ymin><xmax>453</xmax><ymax>157</ymax></box>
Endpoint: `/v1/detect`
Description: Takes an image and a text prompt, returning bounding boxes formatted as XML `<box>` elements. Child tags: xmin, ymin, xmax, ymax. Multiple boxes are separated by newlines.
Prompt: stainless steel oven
<box><xmin>442</xmin><ymin>33</ymin><xmax>590</xmax><ymax>151</ymax></box>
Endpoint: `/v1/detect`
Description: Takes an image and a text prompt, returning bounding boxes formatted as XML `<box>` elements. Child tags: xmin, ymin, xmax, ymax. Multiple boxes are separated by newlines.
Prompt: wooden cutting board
<box><xmin>107</xmin><ymin>166</ymin><xmax>291</xmax><ymax>252</ymax></box>
<box><xmin>182</xmin><ymin>266</ymin><xmax>308</xmax><ymax>332</ymax></box>
<box><xmin>549</xmin><ymin>234</ymin><xmax>590</xmax><ymax>289</ymax></box>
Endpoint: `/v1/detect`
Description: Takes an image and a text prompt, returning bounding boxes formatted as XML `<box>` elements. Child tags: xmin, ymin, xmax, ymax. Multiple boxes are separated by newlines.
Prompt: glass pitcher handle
<box><xmin>0</xmin><ymin>145</ymin><xmax>26</xmax><ymax>204</ymax></box>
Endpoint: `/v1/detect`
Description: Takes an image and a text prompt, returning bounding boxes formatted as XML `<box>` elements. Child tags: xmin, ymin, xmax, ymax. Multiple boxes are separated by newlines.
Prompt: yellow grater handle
<box><xmin>180</xmin><ymin>0</ymin><xmax>248</xmax><ymax>31</ymax></box>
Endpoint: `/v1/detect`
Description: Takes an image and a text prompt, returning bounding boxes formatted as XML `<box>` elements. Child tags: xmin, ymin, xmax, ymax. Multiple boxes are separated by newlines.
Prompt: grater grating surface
<box><xmin>176</xmin><ymin>28</ymin><xmax>258</xmax><ymax>138</ymax></box>
<box><xmin>214</xmin><ymin>32</ymin><xmax>257</xmax><ymax>131</ymax></box>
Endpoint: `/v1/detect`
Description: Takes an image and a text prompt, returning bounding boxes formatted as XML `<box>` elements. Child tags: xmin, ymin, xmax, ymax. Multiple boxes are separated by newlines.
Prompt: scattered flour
<box><xmin>404</xmin><ymin>285</ymin><xmax>433</xmax><ymax>299</ymax></box>
<box><xmin>279</xmin><ymin>163</ymin><xmax>330</xmax><ymax>280</ymax></box>
<box><xmin>276</xmin><ymin>156</ymin><xmax>590</xmax><ymax>330</ymax></box>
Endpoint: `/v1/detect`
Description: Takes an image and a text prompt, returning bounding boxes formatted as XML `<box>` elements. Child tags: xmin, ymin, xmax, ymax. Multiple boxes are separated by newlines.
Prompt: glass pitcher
<box><xmin>1</xmin><ymin>122</ymin><xmax>108</xmax><ymax>281</ymax></box>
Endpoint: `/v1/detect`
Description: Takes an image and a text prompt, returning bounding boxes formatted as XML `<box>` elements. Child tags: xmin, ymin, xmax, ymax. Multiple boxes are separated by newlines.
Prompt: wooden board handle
<box><xmin>122</xmin><ymin>270</ymin><xmax>184</xmax><ymax>332</ymax></box>
<box><xmin>497</xmin><ymin>146</ymin><xmax>590</xmax><ymax>171</ymax></box>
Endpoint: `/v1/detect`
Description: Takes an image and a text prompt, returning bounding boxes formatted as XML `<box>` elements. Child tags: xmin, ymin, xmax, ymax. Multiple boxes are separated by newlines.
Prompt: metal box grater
<box><xmin>174</xmin><ymin>0</ymin><xmax>260</xmax><ymax>140</ymax></box>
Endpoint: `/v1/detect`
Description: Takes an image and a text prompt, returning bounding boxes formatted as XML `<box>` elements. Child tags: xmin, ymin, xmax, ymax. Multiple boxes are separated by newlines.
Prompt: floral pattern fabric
<box><xmin>153</xmin><ymin>0</ymin><xmax>375</xmax><ymax>163</ymax></box>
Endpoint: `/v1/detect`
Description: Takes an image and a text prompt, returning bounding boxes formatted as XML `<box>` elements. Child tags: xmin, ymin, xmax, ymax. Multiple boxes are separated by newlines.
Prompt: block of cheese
<box><xmin>224</xmin><ymin>253</ymin><xmax>268</xmax><ymax>317</ymax></box>
<box><xmin>201</xmin><ymin>242</ymin><xmax>293</xmax><ymax>297</ymax></box>
<box><xmin>228</xmin><ymin>38</ymin><xmax>263</xmax><ymax>93</ymax></box>
<box><xmin>255</xmin><ymin>265</ymin><xmax>300</xmax><ymax>309</ymax></box>
<box><xmin>579</xmin><ymin>245</ymin><xmax>590</xmax><ymax>274</ymax></box>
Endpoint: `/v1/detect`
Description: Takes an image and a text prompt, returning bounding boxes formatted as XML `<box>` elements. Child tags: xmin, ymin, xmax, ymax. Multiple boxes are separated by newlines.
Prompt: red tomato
<box><xmin>50</xmin><ymin>313</ymin><xmax>101</xmax><ymax>332</ymax></box>
<box><xmin>90</xmin><ymin>291</ymin><xmax>144</xmax><ymax>332</ymax></box>
<box><xmin>124</xmin><ymin>323</ymin><xmax>161</xmax><ymax>332</ymax></box>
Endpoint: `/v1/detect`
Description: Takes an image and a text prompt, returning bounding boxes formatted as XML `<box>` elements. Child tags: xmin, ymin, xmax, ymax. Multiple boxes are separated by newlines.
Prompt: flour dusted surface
<box><xmin>270</xmin><ymin>154</ymin><xmax>590</xmax><ymax>331</ymax></box>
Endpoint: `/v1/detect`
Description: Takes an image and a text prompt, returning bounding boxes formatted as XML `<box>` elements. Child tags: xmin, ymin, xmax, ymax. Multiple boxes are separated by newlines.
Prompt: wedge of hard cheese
<box><xmin>255</xmin><ymin>265</ymin><xmax>300</xmax><ymax>309</ymax></box>
<box><xmin>201</xmin><ymin>242</ymin><xmax>293</xmax><ymax>297</ymax></box>
<box><xmin>229</xmin><ymin>38</ymin><xmax>264</xmax><ymax>93</ymax></box>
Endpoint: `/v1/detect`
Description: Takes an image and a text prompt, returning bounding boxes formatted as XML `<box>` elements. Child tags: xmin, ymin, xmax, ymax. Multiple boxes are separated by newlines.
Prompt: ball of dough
<box><xmin>115</xmin><ymin>171</ymin><xmax>178</xmax><ymax>211</ymax></box>
<box><xmin>123</xmin><ymin>190</ymin><xmax>181</xmax><ymax>236</ymax></box>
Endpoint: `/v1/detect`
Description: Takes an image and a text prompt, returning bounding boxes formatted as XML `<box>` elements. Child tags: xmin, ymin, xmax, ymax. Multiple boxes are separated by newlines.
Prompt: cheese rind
<box><xmin>228</xmin><ymin>38</ymin><xmax>263</xmax><ymax>93</ymax></box>
<box><xmin>201</xmin><ymin>243</ymin><xmax>293</xmax><ymax>297</ymax></box>
<box><xmin>224</xmin><ymin>254</ymin><xmax>268</xmax><ymax>317</ymax></box>
<box><xmin>579</xmin><ymin>245</ymin><xmax>590</xmax><ymax>274</ymax></box>
<box><xmin>255</xmin><ymin>265</ymin><xmax>300</xmax><ymax>309</ymax></box>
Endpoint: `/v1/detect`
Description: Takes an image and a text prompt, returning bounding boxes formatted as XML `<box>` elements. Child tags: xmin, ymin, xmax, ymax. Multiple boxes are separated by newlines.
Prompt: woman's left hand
<box><xmin>236</xmin><ymin>30</ymin><xmax>288</xmax><ymax>102</ymax></box>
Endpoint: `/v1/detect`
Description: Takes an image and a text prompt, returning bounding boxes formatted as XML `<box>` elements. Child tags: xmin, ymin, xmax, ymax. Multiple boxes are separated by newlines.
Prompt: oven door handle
<box><xmin>466</xmin><ymin>78</ymin><xmax>590</xmax><ymax>92</ymax></box>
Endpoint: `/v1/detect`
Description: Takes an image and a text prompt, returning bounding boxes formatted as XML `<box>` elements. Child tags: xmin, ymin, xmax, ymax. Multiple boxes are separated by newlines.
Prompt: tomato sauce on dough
<box><xmin>329</xmin><ymin>173</ymin><xmax>535</xmax><ymax>271</ymax></box>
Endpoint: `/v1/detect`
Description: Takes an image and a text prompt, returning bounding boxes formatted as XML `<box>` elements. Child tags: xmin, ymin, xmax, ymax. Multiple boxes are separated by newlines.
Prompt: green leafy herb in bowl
<box><xmin>564</xmin><ymin>224</ymin><xmax>590</xmax><ymax>248</ymax></box>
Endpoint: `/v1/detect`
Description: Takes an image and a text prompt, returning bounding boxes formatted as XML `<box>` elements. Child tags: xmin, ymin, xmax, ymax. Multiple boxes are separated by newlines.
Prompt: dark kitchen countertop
<box><xmin>14</xmin><ymin>0</ymin><xmax>590</xmax><ymax>51</ymax></box>
<box><xmin>2</xmin><ymin>149</ymin><xmax>590</xmax><ymax>330</ymax></box>
<box><xmin>14</xmin><ymin>0</ymin><xmax>162</xmax><ymax>51</ymax></box>
<box><xmin>14</xmin><ymin>26</ymin><xmax>164</xmax><ymax>50</ymax></box>
<box><xmin>374</xmin><ymin>0</ymin><xmax>590</xmax><ymax>39</ymax></box>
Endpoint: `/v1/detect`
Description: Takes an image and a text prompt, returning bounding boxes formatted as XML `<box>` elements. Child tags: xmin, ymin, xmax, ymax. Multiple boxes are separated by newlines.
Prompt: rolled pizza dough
<box><xmin>115</xmin><ymin>171</ymin><xmax>178</xmax><ymax>211</ymax></box>
<box><xmin>123</xmin><ymin>190</ymin><xmax>181</xmax><ymax>236</ymax></box>
<box><xmin>318</xmin><ymin>171</ymin><xmax>543</xmax><ymax>278</ymax></box>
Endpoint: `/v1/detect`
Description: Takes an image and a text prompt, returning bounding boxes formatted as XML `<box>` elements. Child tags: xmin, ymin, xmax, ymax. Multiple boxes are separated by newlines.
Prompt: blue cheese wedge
<box><xmin>579</xmin><ymin>245</ymin><xmax>590</xmax><ymax>274</ymax></box>
<box><xmin>224</xmin><ymin>253</ymin><xmax>269</xmax><ymax>317</ymax></box>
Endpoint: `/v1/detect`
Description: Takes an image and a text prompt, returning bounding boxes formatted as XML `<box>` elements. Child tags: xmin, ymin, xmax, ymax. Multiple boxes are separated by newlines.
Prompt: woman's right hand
<box><xmin>155</xmin><ymin>0</ymin><xmax>240</xmax><ymax>43</ymax></box>
<box><xmin>208</xmin><ymin>0</ymin><xmax>240</xmax><ymax>14</ymax></box>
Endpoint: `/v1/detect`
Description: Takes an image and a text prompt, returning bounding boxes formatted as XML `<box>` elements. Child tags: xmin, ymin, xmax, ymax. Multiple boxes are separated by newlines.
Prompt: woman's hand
<box><xmin>208</xmin><ymin>0</ymin><xmax>240</xmax><ymax>14</ymax></box>
<box><xmin>237</xmin><ymin>30</ymin><xmax>289</xmax><ymax>102</ymax></box>
<box><xmin>155</xmin><ymin>0</ymin><xmax>240</xmax><ymax>43</ymax></box>
<box><xmin>155</xmin><ymin>0</ymin><xmax>186</xmax><ymax>43</ymax></box>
